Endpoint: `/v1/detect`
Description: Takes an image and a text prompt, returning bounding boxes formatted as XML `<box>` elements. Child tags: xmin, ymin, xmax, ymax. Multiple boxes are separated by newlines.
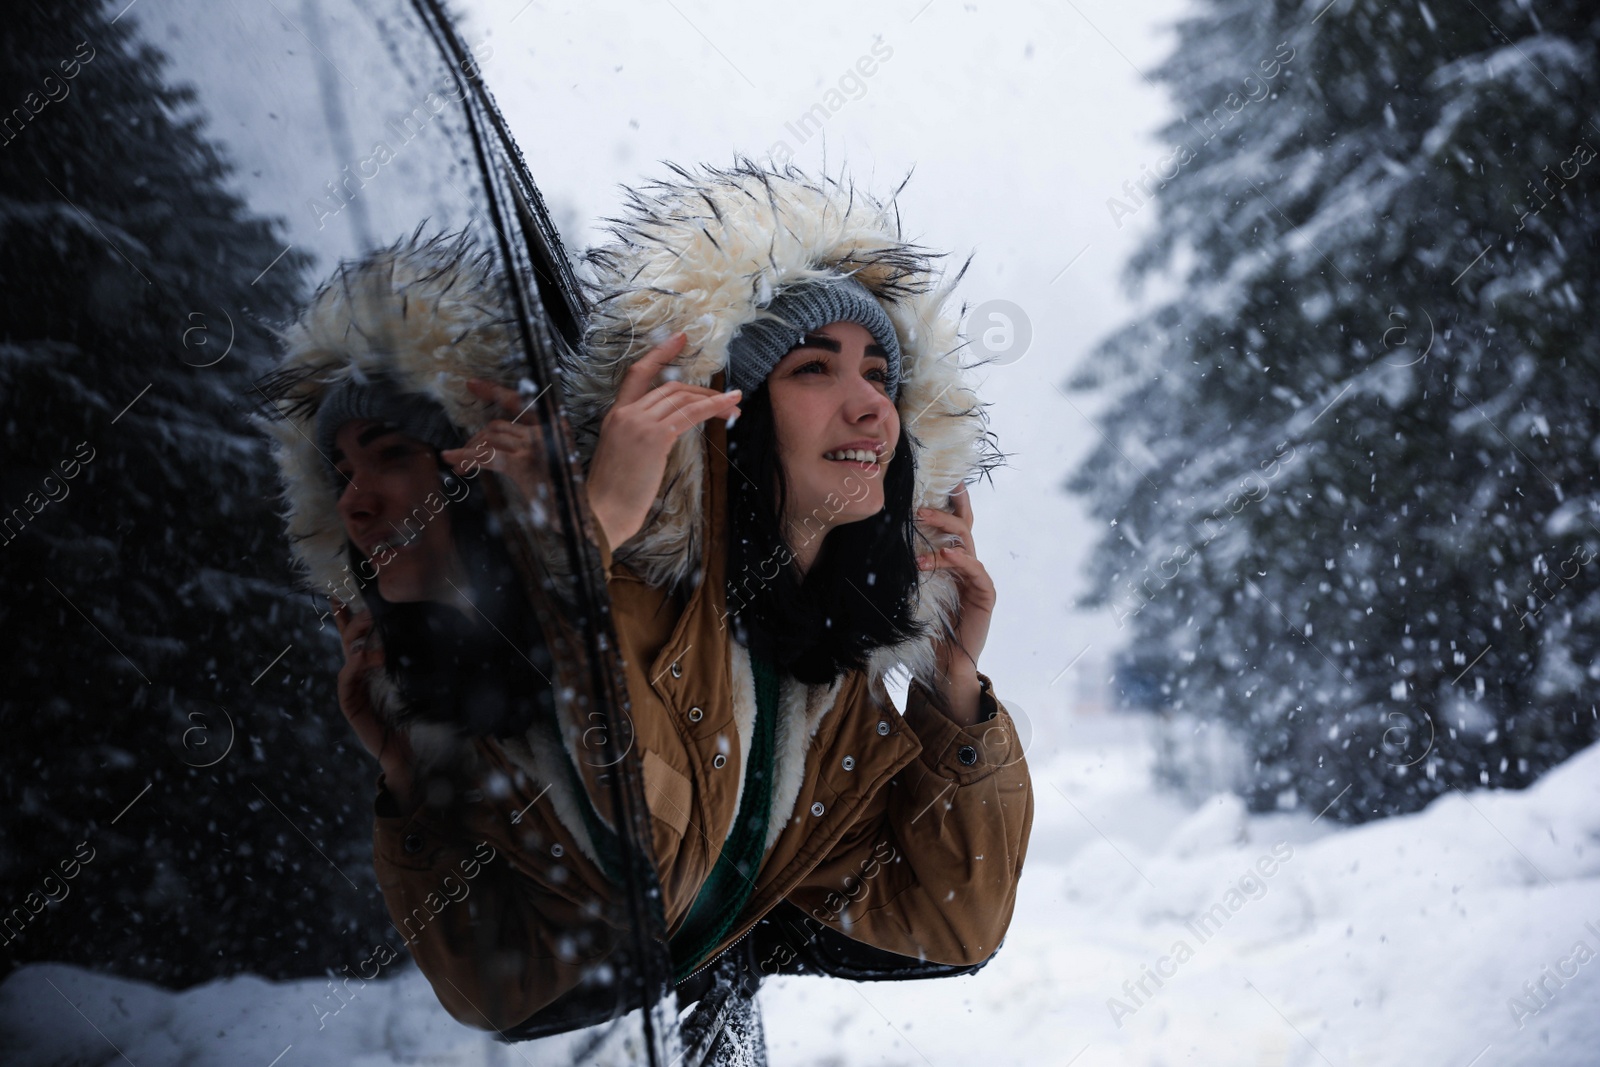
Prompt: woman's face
<box><xmin>333</xmin><ymin>419</ymin><xmax>461</xmax><ymax>604</ymax></box>
<box><xmin>766</xmin><ymin>320</ymin><xmax>901</xmax><ymax>549</ymax></box>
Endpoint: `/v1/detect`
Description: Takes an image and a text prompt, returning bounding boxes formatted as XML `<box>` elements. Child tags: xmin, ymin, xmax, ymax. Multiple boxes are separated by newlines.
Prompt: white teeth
<box><xmin>373</xmin><ymin>528</ymin><xmax>422</xmax><ymax>555</ymax></box>
<box><xmin>824</xmin><ymin>449</ymin><xmax>880</xmax><ymax>463</ymax></box>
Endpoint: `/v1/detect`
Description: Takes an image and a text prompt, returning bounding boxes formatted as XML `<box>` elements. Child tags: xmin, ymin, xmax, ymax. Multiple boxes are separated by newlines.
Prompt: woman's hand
<box><xmin>586</xmin><ymin>332</ymin><xmax>742</xmax><ymax>548</ymax></box>
<box><xmin>442</xmin><ymin>379</ymin><xmax>544</xmax><ymax>502</ymax></box>
<box><xmin>331</xmin><ymin>598</ymin><xmax>416</xmax><ymax>808</ymax></box>
<box><xmin>915</xmin><ymin>482</ymin><xmax>997</xmax><ymax>727</ymax></box>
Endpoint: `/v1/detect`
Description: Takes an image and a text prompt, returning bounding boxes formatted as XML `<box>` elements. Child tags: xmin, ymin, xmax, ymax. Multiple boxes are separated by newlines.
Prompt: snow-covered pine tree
<box><xmin>0</xmin><ymin>1</ymin><xmax>395</xmax><ymax>983</ymax></box>
<box><xmin>1068</xmin><ymin>0</ymin><xmax>1600</xmax><ymax>821</ymax></box>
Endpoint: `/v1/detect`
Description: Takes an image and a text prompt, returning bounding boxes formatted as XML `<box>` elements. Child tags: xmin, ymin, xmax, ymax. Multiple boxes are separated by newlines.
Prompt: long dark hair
<box><xmin>354</xmin><ymin>462</ymin><xmax>555</xmax><ymax>742</ymax></box>
<box><xmin>724</xmin><ymin>379</ymin><xmax>929</xmax><ymax>685</ymax></box>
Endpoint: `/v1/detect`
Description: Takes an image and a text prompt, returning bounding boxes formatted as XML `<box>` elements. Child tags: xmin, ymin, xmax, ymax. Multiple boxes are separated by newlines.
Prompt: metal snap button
<box><xmin>957</xmin><ymin>744</ymin><xmax>978</xmax><ymax>766</ymax></box>
<box><xmin>810</xmin><ymin>801</ymin><xmax>825</xmax><ymax>817</ymax></box>
<box><xmin>670</xmin><ymin>660</ymin><xmax>682</xmax><ymax>679</ymax></box>
<box><xmin>841</xmin><ymin>755</ymin><xmax>856</xmax><ymax>771</ymax></box>
<box><xmin>551</xmin><ymin>843</ymin><xmax>564</xmax><ymax>858</ymax></box>
<box><xmin>402</xmin><ymin>832</ymin><xmax>424</xmax><ymax>855</ymax></box>
<box><xmin>688</xmin><ymin>706</ymin><xmax>704</xmax><ymax>722</ymax></box>
<box><xmin>876</xmin><ymin>720</ymin><xmax>890</xmax><ymax>736</ymax></box>
<box><xmin>713</xmin><ymin>753</ymin><xmax>727</xmax><ymax>769</ymax></box>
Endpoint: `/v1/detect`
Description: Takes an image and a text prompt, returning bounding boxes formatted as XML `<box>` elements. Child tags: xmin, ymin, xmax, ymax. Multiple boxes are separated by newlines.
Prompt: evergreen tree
<box><xmin>0</xmin><ymin>0</ymin><xmax>397</xmax><ymax>983</ymax></box>
<box><xmin>1069</xmin><ymin>0</ymin><xmax>1600</xmax><ymax>820</ymax></box>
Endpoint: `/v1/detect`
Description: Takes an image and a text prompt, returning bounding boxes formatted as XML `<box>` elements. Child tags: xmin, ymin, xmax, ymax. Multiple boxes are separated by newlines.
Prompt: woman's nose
<box><xmin>846</xmin><ymin>376</ymin><xmax>895</xmax><ymax>421</ymax></box>
<box><xmin>337</xmin><ymin>476</ymin><xmax>378</xmax><ymax>521</ymax></box>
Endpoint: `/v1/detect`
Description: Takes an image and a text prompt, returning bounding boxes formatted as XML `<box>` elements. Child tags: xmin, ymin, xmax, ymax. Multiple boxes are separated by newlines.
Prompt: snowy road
<box><xmin>5</xmin><ymin>718</ymin><xmax>1597</xmax><ymax>1066</ymax></box>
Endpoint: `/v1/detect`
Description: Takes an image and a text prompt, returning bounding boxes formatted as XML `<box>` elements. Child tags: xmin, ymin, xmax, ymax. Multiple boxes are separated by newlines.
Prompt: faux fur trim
<box><xmin>572</xmin><ymin>159</ymin><xmax>1001</xmax><ymax>697</ymax></box>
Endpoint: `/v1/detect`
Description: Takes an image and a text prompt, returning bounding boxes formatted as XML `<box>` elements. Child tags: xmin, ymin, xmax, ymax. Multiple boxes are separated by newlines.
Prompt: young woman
<box><xmin>261</xmin><ymin>164</ymin><xmax>1034</xmax><ymax>1037</ymax></box>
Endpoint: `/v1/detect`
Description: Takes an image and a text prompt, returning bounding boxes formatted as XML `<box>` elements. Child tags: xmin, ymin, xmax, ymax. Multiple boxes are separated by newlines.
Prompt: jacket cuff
<box><xmin>902</xmin><ymin>671</ymin><xmax>1018</xmax><ymax>784</ymax></box>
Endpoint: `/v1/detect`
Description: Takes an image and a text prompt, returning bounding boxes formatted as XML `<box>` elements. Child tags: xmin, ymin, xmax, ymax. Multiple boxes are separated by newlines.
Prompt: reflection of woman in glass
<box><xmin>260</xmin><ymin>233</ymin><xmax>640</xmax><ymax>1029</ymax></box>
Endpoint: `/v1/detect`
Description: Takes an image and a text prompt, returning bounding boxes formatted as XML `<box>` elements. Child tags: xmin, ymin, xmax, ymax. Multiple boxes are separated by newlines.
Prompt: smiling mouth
<box><xmin>823</xmin><ymin>448</ymin><xmax>885</xmax><ymax>466</ymax></box>
<box><xmin>367</xmin><ymin>527</ymin><xmax>422</xmax><ymax>560</ymax></box>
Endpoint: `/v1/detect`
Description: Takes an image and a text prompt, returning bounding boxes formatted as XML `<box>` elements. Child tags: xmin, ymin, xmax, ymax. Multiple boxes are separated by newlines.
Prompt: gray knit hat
<box><xmin>314</xmin><ymin>375</ymin><xmax>462</xmax><ymax>480</ymax></box>
<box><xmin>727</xmin><ymin>274</ymin><xmax>902</xmax><ymax>400</ymax></box>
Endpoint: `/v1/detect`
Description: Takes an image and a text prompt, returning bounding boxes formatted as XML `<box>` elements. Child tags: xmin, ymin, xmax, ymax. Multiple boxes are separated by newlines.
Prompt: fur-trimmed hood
<box><xmin>572</xmin><ymin>160</ymin><xmax>999</xmax><ymax>693</ymax></box>
<box><xmin>255</xmin><ymin>229</ymin><xmax>528</xmax><ymax>615</ymax></box>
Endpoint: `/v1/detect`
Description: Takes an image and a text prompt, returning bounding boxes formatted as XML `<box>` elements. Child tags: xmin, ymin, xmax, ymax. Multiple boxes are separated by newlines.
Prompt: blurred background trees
<box><xmin>1070</xmin><ymin>0</ymin><xmax>1600</xmax><ymax>820</ymax></box>
<box><xmin>0</xmin><ymin>0</ymin><xmax>393</xmax><ymax>984</ymax></box>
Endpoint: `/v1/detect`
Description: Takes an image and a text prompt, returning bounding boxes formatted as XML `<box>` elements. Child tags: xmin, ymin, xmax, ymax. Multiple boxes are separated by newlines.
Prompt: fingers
<box><xmin>330</xmin><ymin>597</ymin><xmax>373</xmax><ymax>656</ymax></box>
<box><xmin>616</xmin><ymin>333</ymin><xmax>689</xmax><ymax>406</ymax></box>
<box><xmin>917</xmin><ymin>545</ymin><xmax>995</xmax><ymax>607</ymax></box>
<box><xmin>633</xmin><ymin>379</ymin><xmax>736</xmax><ymax>414</ymax></box>
<box><xmin>649</xmin><ymin>388</ymin><xmax>742</xmax><ymax>428</ymax></box>
<box><xmin>461</xmin><ymin>424</ymin><xmax>538</xmax><ymax>459</ymax></box>
<box><xmin>917</xmin><ymin>504</ymin><xmax>975</xmax><ymax>558</ymax></box>
<box><xmin>917</xmin><ymin>539</ymin><xmax>981</xmax><ymax>572</ymax></box>
<box><xmin>657</xmin><ymin>389</ymin><xmax>742</xmax><ymax>435</ymax></box>
<box><xmin>344</xmin><ymin>614</ymin><xmax>374</xmax><ymax>658</ymax></box>
<box><xmin>465</xmin><ymin>377</ymin><xmax>536</xmax><ymax>422</ymax></box>
<box><xmin>949</xmin><ymin>481</ymin><xmax>973</xmax><ymax>520</ymax></box>
<box><xmin>482</xmin><ymin>417</ymin><xmax>540</xmax><ymax>438</ymax></box>
<box><xmin>441</xmin><ymin>421</ymin><xmax>542</xmax><ymax>481</ymax></box>
<box><xmin>441</xmin><ymin>444</ymin><xmax>491</xmax><ymax>476</ymax></box>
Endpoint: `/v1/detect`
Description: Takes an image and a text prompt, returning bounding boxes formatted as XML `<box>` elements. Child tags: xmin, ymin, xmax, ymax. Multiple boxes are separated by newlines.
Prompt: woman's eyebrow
<box><xmin>794</xmin><ymin>333</ymin><xmax>841</xmax><ymax>353</ymax></box>
<box><xmin>792</xmin><ymin>335</ymin><xmax>889</xmax><ymax>361</ymax></box>
<box><xmin>329</xmin><ymin>423</ymin><xmax>401</xmax><ymax>465</ymax></box>
<box><xmin>358</xmin><ymin>423</ymin><xmax>400</xmax><ymax>448</ymax></box>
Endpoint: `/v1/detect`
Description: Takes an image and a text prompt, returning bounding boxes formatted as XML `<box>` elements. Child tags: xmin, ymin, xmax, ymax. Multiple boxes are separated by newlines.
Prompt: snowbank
<box><xmin>4</xmin><ymin>720</ymin><xmax>1597</xmax><ymax>1066</ymax></box>
<box><xmin>759</xmin><ymin>720</ymin><xmax>1600</xmax><ymax>1066</ymax></box>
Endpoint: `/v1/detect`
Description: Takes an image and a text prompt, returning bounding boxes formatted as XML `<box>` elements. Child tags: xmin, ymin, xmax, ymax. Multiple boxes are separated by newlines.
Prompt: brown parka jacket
<box><xmin>368</xmin><ymin>410</ymin><xmax>1033</xmax><ymax>1030</ymax></box>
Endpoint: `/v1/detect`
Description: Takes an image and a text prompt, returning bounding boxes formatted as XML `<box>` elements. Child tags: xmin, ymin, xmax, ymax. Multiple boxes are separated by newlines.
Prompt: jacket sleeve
<box><xmin>783</xmin><ymin>672</ymin><xmax>1034</xmax><ymax>966</ymax></box>
<box><xmin>370</xmin><ymin>757</ymin><xmax>622</xmax><ymax>1032</ymax></box>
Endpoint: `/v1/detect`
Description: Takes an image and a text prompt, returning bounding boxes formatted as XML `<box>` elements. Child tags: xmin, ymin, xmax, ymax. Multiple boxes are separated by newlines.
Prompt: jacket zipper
<box><xmin>679</xmin><ymin>923</ymin><xmax>757</xmax><ymax>984</ymax></box>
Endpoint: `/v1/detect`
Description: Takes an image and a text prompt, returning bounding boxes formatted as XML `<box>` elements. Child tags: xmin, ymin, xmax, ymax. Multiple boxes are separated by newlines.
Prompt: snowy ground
<box><xmin>5</xmin><ymin>716</ymin><xmax>1598</xmax><ymax>1066</ymax></box>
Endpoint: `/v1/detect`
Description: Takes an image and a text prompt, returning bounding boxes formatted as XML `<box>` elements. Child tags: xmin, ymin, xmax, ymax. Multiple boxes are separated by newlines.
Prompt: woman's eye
<box><xmin>795</xmin><ymin>359</ymin><xmax>826</xmax><ymax>374</ymax></box>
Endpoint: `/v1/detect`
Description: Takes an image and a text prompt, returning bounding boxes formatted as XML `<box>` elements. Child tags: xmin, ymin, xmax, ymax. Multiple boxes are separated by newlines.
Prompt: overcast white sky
<box><xmin>451</xmin><ymin>0</ymin><xmax>1194</xmax><ymax>753</ymax></box>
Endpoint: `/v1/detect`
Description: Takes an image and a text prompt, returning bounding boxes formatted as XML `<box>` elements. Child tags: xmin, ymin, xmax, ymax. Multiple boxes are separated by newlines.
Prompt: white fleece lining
<box><xmin>741</xmin><ymin>640</ymin><xmax>846</xmax><ymax>854</ymax></box>
<box><xmin>725</xmin><ymin>638</ymin><xmax>757</xmax><ymax>841</ymax></box>
<box><xmin>492</xmin><ymin>730</ymin><xmax>602</xmax><ymax>867</ymax></box>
